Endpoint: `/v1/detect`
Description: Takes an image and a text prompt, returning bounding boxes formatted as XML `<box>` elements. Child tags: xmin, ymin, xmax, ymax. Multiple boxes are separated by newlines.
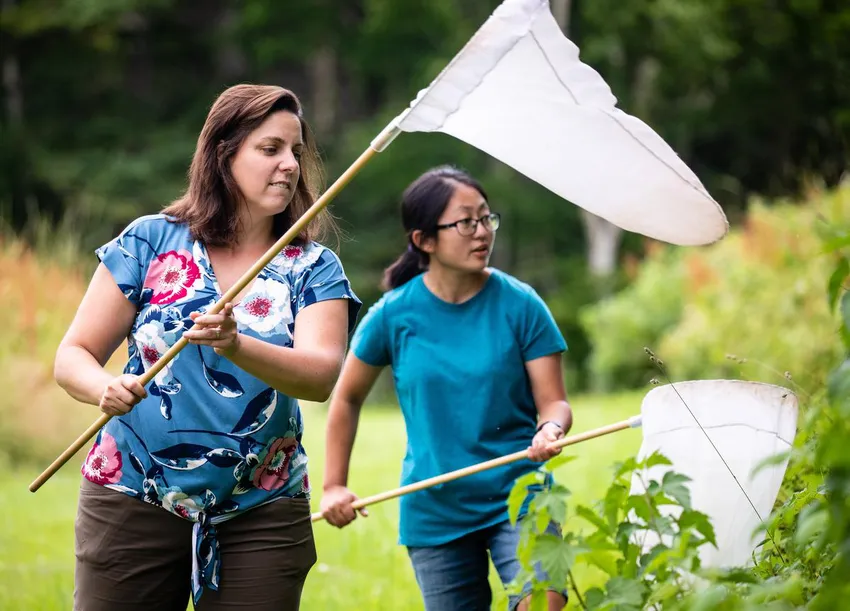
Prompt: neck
<box><xmin>423</xmin><ymin>263</ymin><xmax>489</xmax><ymax>304</ymax></box>
<box><xmin>232</xmin><ymin>211</ymin><xmax>276</xmax><ymax>252</ymax></box>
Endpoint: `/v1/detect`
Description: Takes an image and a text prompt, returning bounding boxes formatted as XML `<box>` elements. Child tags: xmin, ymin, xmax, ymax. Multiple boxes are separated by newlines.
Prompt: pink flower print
<box><xmin>141</xmin><ymin>343</ymin><xmax>162</xmax><ymax>366</ymax></box>
<box><xmin>143</xmin><ymin>250</ymin><xmax>203</xmax><ymax>305</ymax></box>
<box><xmin>243</xmin><ymin>295</ymin><xmax>273</xmax><ymax>318</ymax></box>
<box><xmin>282</xmin><ymin>245</ymin><xmax>302</xmax><ymax>259</ymax></box>
<box><xmin>234</xmin><ymin>278</ymin><xmax>292</xmax><ymax>338</ymax></box>
<box><xmin>251</xmin><ymin>437</ymin><xmax>298</xmax><ymax>491</ymax></box>
<box><xmin>82</xmin><ymin>432</ymin><xmax>123</xmax><ymax>485</ymax></box>
<box><xmin>271</xmin><ymin>242</ymin><xmax>322</xmax><ymax>275</ymax></box>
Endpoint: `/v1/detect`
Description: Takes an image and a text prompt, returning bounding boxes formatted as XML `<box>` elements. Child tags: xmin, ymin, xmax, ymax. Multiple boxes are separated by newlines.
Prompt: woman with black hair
<box><xmin>320</xmin><ymin>166</ymin><xmax>572</xmax><ymax>611</ymax></box>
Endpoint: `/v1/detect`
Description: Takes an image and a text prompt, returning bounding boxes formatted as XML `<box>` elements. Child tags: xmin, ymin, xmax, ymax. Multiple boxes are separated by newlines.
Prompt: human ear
<box><xmin>411</xmin><ymin>230</ymin><xmax>436</xmax><ymax>254</ymax></box>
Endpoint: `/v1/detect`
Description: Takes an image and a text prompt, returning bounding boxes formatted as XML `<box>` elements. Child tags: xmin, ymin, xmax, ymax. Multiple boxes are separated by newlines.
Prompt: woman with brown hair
<box><xmin>55</xmin><ymin>84</ymin><xmax>360</xmax><ymax>610</ymax></box>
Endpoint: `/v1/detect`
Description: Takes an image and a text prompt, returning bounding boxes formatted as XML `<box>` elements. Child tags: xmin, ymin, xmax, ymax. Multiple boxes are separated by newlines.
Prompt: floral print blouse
<box><xmin>81</xmin><ymin>214</ymin><xmax>361</xmax><ymax>603</ymax></box>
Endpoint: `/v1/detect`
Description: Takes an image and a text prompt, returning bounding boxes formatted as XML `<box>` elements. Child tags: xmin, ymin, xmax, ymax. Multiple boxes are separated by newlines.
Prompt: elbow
<box><xmin>300</xmin><ymin>359</ymin><xmax>341</xmax><ymax>403</ymax></box>
<box><xmin>319</xmin><ymin>354</ymin><xmax>346</xmax><ymax>402</ymax></box>
<box><xmin>299</xmin><ymin>384</ymin><xmax>333</xmax><ymax>404</ymax></box>
<box><xmin>53</xmin><ymin>347</ymin><xmax>69</xmax><ymax>391</ymax></box>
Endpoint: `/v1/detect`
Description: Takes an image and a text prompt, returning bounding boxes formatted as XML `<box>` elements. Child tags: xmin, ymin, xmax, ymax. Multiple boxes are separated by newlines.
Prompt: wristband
<box><xmin>536</xmin><ymin>420</ymin><xmax>563</xmax><ymax>433</ymax></box>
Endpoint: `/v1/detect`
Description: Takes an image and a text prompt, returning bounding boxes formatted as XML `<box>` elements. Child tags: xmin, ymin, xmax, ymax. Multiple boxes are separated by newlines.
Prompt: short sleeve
<box><xmin>295</xmin><ymin>247</ymin><xmax>362</xmax><ymax>333</ymax></box>
<box><xmin>350</xmin><ymin>297</ymin><xmax>391</xmax><ymax>367</ymax></box>
<box><xmin>95</xmin><ymin>218</ymin><xmax>154</xmax><ymax>307</ymax></box>
<box><xmin>520</xmin><ymin>287</ymin><xmax>567</xmax><ymax>362</ymax></box>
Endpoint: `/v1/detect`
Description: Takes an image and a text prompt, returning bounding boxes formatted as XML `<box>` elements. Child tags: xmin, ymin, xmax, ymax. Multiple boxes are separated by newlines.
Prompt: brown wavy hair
<box><xmin>163</xmin><ymin>84</ymin><xmax>333</xmax><ymax>247</ymax></box>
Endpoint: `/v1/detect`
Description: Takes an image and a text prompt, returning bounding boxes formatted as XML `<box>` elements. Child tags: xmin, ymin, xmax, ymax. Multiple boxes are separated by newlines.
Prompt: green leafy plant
<box><xmin>507</xmin><ymin>451</ymin><xmax>717</xmax><ymax>610</ymax></box>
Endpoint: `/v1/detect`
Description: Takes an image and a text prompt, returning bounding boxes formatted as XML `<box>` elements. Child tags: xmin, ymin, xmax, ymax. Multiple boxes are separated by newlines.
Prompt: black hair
<box><xmin>381</xmin><ymin>165</ymin><xmax>488</xmax><ymax>291</ymax></box>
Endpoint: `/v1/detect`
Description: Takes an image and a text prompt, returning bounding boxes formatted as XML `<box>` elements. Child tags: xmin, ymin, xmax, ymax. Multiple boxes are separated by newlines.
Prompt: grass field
<box><xmin>0</xmin><ymin>392</ymin><xmax>643</xmax><ymax>610</ymax></box>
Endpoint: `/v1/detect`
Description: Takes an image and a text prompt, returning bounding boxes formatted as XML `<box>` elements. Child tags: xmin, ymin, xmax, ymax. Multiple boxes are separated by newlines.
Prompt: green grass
<box><xmin>0</xmin><ymin>392</ymin><xmax>643</xmax><ymax>610</ymax></box>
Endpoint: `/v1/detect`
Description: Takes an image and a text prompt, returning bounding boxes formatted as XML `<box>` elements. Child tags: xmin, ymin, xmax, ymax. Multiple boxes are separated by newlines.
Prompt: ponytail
<box><xmin>382</xmin><ymin>244</ymin><xmax>427</xmax><ymax>291</ymax></box>
<box><xmin>382</xmin><ymin>165</ymin><xmax>487</xmax><ymax>291</ymax></box>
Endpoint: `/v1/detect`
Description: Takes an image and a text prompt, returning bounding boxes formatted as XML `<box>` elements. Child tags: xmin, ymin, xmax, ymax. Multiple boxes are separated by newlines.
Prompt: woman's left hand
<box><xmin>185</xmin><ymin>303</ymin><xmax>241</xmax><ymax>357</ymax></box>
<box><xmin>528</xmin><ymin>422</ymin><xmax>565</xmax><ymax>462</ymax></box>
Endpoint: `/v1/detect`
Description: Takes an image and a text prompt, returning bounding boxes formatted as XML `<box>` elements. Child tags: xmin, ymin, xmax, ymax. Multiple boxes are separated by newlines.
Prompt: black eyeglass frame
<box><xmin>434</xmin><ymin>212</ymin><xmax>501</xmax><ymax>236</ymax></box>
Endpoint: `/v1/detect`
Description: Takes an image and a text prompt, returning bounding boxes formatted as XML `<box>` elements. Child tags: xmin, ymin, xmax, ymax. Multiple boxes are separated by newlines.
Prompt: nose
<box><xmin>473</xmin><ymin>218</ymin><xmax>490</xmax><ymax>238</ymax></box>
<box><xmin>278</xmin><ymin>150</ymin><xmax>299</xmax><ymax>173</ymax></box>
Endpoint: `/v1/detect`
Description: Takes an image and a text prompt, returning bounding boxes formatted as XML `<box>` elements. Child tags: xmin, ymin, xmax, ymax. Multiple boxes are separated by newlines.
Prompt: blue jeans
<box><xmin>407</xmin><ymin>520</ymin><xmax>568</xmax><ymax>611</ymax></box>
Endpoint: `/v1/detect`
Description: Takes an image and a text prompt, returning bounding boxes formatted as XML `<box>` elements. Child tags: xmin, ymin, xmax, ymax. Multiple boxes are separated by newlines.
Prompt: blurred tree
<box><xmin>1</xmin><ymin>0</ymin><xmax>848</xmax><ymax>388</ymax></box>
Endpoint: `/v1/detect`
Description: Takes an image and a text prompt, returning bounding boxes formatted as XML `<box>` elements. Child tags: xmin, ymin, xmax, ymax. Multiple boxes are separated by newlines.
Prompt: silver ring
<box><xmin>215</xmin><ymin>329</ymin><xmax>221</xmax><ymax>340</ymax></box>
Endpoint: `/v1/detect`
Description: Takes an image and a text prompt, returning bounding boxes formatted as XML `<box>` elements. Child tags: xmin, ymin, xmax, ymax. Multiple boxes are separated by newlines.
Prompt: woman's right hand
<box><xmin>99</xmin><ymin>374</ymin><xmax>147</xmax><ymax>417</ymax></box>
<box><xmin>320</xmin><ymin>485</ymin><xmax>368</xmax><ymax>528</ymax></box>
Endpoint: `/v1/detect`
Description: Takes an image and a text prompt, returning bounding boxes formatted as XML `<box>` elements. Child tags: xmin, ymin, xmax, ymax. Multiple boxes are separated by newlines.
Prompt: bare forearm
<box><xmin>54</xmin><ymin>345</ymin><xmax>113</xmax><ymax>407</ymax></box>
<box><xmin>538</xmin><ymin>400</ymin><xmax>573</xmax><ymax>432</ymax></box>
<box><xmin>324</xmin><ymin>397</ymin><xmax>362</xmax><ymax>489</ymax></box>
<box><xmin>225</xmin><ymin>335</ymin><xmax>342</xmax><ymax>402</ymax></box>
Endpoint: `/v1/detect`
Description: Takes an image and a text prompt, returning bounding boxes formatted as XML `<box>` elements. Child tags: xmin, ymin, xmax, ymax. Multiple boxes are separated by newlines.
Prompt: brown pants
<box><xmin>74</xmin><ymin>478</ymin><xmax>317</xmax><ymax>611</ymax></box>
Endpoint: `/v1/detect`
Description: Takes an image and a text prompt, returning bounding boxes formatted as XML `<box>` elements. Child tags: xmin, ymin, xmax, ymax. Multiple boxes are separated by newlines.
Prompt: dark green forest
<box><xmin>2</xmin><ymin>0</ymin><xmax>848</xmax><ymax>388</ymax></box>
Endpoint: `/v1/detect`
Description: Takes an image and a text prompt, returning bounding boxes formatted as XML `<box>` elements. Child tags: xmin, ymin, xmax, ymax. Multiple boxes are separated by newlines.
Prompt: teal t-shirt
<box><xmin>351</xmin><ymin>269</ymin><xmax>567</xmax><ymax>547</ymax></box>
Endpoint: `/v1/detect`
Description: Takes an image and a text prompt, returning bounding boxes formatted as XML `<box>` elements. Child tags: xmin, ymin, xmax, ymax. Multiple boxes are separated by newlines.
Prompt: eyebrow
<box><xmin>458</xmin><ymin>202</ymin><xmax>489</xmax><ymax>213</ymax></box>
<box><xmin>259</xmin><ymin>136</ymin><xmax>304</xmax><ymax>147</ymax></box>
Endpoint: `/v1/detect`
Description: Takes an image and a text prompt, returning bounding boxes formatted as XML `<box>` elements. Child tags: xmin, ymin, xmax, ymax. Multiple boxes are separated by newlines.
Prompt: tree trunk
<box><xmin>551</xmin><ymin>0</ymin><xmax>623</xmax><ymax>280</ymax></box>
<box><xmin>307</xmin><ymin>45</ymin><xmax>338</xmax><ymax>139</ymax></box>
<box><xmin>2</xmin><ymin>0</ymin><xmax>23</xmax><ymax>127</ymax></box>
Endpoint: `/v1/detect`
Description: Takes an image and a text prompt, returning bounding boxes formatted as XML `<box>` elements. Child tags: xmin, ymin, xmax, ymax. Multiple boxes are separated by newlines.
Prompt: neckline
<box><xmin>195</xmin><ymin>240</ymin><xmax>266</xmax><ymax>306</ymax></box>
<box><xmin>417</xmin><ymin>269</ymin><xmax>496</xmax><ymax>309</ymax></box>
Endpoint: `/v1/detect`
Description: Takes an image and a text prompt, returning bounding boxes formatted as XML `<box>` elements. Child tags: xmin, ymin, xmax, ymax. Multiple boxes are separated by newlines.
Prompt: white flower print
<box><xmin>234</xmin><ymin>278</ymin><xmax>293</xmax><ymax>338</ymax></box>
<box><xmin>160</xmin><ymin>486</ymin><xmax>214</xmax><ymax>521</ymax></box>
<box><xmin>135</xmin><ymin>319</ymin><xmax>178</xmax><ymax>385</ymax></box>
<box><xmin>270</xmin><ymin>243</ymin><xmax>323</xmax><ymax>277</ymax></box>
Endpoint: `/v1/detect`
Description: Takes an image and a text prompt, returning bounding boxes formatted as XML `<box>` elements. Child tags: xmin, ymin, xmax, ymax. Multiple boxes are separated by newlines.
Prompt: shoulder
<box><xmin>269</xmin><ymin>241</ymin><xmax>340</xmax><ymax>276</ymax></box>
<box><xmin>359</xmin><ymin>279</ymin><xmax>418</xmax><ymax>324</ymax></box>
<box><xmin>380</xmin><ymin>276</ymin><xmax>422</xmax><ymax>311</ymax></box>
<box><xmin>488</xmin><ymin>268</ymin><xmax>539</xmax><ymax>301</ymax></box>
<box><xmin>118</xmin><ymin>214</ymin><xmax>182</xmax><ymax>236</ymax></box>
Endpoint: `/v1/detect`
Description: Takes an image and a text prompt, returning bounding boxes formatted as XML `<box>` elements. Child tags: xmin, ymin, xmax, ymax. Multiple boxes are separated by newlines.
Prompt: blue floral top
<box><xmin>80</xmin><ymin>214</ymin><xmax>360</xmax><ymax>603</ymax></box>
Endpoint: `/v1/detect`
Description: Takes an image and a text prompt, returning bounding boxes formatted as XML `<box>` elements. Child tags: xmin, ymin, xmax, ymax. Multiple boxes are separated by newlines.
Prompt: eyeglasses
<box><xmin>435</xmin><ymin>212</ymin><xmax>501</xmax><ymax>237</ymax></box>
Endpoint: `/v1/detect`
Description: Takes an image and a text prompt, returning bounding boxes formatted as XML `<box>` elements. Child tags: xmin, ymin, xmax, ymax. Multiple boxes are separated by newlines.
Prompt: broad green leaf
<box><xmin>841</xmin><ymin>291</ymin><xmax>850</xmax><ymax>332</ymax></box>
<box><xmin>751</xmin><ymin>450</ymin><xmax>792</xmax><ymax>476</ymax></box>
<box><xmin>678</xmin><ymin>509</ymin><xmax>718</xmax><ymax>547</ymax></box>
<box><xmin>544</xmin><ymin>454</ymin><xmax>578</xmax><ymax>471</ymax></box>
<box><xmin>827</xmin><ymin>359</ymin><xmax>850</xmax><ymax>412</ymax></box>
<box><xmin>823</xmin><ymin>233</ymin><xmax>850</xmax><ymax>253</ymax></box>
<box><xmin>644</xmin><ymin>451</ymin><xmax>673</xmax><ymax>469</ymax></box>
<box><xmin>661</xmin><ymin>471</ymin><xmax>693</xmax><ymax>509</ymax></box>
<box><xmin>604</xmin><ymin>576</ymin><xmax>645</xmax><ymax>607</ymax></box>
<box><xmin>576</xmin><ymin>505</ymin><xmax>613</xmax><ymax>535</ymax></box>
<box><xmin>706</xmin><ymin>567</ymin><xmax>760</xmax><ymax>584</ymax></box>
<box><xmin>535</xmin><ymin>507</ymin><xmax>551</xmax><ymax>534</ymax></box>
<box><xmin>616</xmin><ymin>521</ymin><xmax>642</xmax><ymax>549</ymax></box>
<box><xmin>532</xmin><ymin>534</ymin><xmax>583</xmax><ymax>583</ymax></box>
<box><xmin>626</xmin><ymin>494</ymin><xmax>653</xmax><ymax>522</ymax></box>
<box><xmin>640</xmin><ymin>543</ymin><xmax>674</xmax><ymax>576</ymax></box>
<box><xmin>794</xmin><ymin>504</ymin><xmax>828</xmax><ymax>546</ymax></box>
<box><xmin>577</xmin><ymin>548</ymin><xmax>620</xmax><ymax>576</ymax></box>
<box><xmin>584</xmin><ymin>587</ymin><xmax>605</xmax><ymax>609</ymax></box>
<box><xmin>828</xmin><ymin>257</ymin><xmax>849</xmax><ymax>310</ymax></box>
<box><xmin>604</xmin><ymin>483</ymin><xmax>628</xmax><ymax>530</ymax></box>
<box><xmin>533</xmin><ymin>486</ymin><xmax>571</xmax><ymax>526</ymax></box>
<box><xmin>646</xmin><ymin>580</ymin><xmax>683</xmax><ymax>605</ymax></box>
<box><xmin>507</xmin><ymin>471</ymin><xmax>545</xmax><ymax>525</ymax></box>
<box><xmin>685</xmin><ymin>585</ymin><xmax>731</xmax><ymax>611</ymax></box>
<box><xmin>613</xmin><ymin>457</ymin><xmax>639</xmax><ymax>479</ymax></box>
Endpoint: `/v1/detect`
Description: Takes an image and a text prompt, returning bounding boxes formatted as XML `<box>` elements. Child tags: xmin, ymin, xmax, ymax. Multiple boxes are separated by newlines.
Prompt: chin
<box><xmin>261</xmin><ymin>200</ymin><xmax>292</xmax><ymax>217</ymax></box>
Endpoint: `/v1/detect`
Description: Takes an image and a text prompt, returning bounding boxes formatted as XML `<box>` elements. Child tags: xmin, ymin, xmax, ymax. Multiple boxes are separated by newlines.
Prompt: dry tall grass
<box><xmin>0</xmin><ymin>239</ymin><xmax>124</xmax><ymax>467</ymax></box>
